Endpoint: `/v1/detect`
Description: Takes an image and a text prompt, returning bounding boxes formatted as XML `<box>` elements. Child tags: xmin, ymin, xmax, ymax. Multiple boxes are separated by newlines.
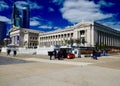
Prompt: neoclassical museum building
<box><xmin>9</xmin><ymin>21</ymin><xmax>120</xmax><ymax>49</ymax></box>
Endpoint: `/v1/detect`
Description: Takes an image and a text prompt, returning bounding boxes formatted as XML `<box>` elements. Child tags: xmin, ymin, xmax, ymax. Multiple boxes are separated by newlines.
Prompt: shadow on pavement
<box><xmin>0</xmin><ymin>56</ymin><xmax>33</xmax><ymax>65</ymax></box>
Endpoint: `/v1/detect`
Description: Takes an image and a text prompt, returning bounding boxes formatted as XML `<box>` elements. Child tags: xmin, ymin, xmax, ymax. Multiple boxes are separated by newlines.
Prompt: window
<box><xmin>71</xmin><ymin>33</ymin><xmax>73</xmax><ymax>37</ymax></box>
<box><xmin>80</xmin><ymin>30</ymin><xmax>85</xmax><ymax>35</ymax></box>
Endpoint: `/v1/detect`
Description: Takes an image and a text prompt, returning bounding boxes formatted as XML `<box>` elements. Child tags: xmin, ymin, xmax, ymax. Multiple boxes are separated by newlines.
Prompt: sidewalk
<box><xmin>0</xmin><ymin>52</ymin><xmax>93</xmax><ymax>66</ymax></box>
<box><xmin>0</xmin><ymin>53</ymin><xmax>120</xmax><ymax>86</ymax></box>
<box><xmin>1</xmin><ymin>52</ymin><xmax>120</xmax><ymax>69</ymax></box>
<box><xmin>1</xmin><ymin>52</ymin><xmax>120</xmax><ymax>61</ymax></box>
<box><xmin>21</xmin><ymin>58</ymin><xmax>93</xmax><ymax>66</ymax></box>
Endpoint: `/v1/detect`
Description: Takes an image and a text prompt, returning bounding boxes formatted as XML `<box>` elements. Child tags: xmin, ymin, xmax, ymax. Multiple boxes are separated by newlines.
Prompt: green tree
<box><xmin>74</xmin><ymin>38</ymin><xmax>81</xmax><ymax>46</ymax></box>
<box><xmin>95</xmin><ymin>42</ymin><xmax>108</xmax><ymax>50</ymax></box>
<box><xmin>95</xmin><ymin>42</ymin><xmax>100</xmax><ymax>50</ymax></box>
<box><xmin>81</xmin><ymin>37</ymin><xmax>87</xmax><ymax>45</ymax></box>
<box><xmin>68</xmin><ymin>38</ymin><xmax>74</xmax><ymax>46</ymax></box>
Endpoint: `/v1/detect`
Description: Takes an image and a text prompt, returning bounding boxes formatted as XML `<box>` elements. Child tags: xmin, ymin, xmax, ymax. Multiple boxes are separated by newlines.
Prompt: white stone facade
<box><xmin>9</xmin><ymin>28</ymin><xmax>40</xmax><ymax>48</ymax></box>
<box><xmin>39</xmin><ymin>21</ymin><xmax>120</xmax><ymax>48</ymax></box>
<box><xmin>9</xmin><ymin>21</ymin><xmax>120</xmax><ymax>49</ymax></box>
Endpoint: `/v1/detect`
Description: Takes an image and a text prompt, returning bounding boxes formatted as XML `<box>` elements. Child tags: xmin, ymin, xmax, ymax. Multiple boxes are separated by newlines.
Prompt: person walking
<box><xmin>57</xmin><ymin>50</ymin><xmax>61</xmax><ymax>60</ymax></box>
<box><xmin>92</xmin><ymin>50</ymin><xmax>98</xmax><ymax>60</ymax></box>
<box><xmin>13</xmin><ymin>50</ymin><xmax>17</xmax><ymax>56</ymax></box>
<box><xmin>7</xmin><ymin>48</ymin><xmax>11</xmax><ymax>55</ymax></box>
<box><xmin>0</xmin><ymin>48</ymin><xmax>1</xmax><ymax>53</ymax></box>
<box><xmin>48</xmin><ymin>51</ymin><xmax>53</xmax><ymax>60</ymax></box>
<box><xmin>54</xmin><ymin>50</ymin><xmax>57</xmax><ymax>59</ymax></box>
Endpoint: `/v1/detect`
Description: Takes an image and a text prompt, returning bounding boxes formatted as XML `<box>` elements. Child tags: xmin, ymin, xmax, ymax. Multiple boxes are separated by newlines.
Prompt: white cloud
<box><xmin>30</xmin><ymin>17</ymin><xmax>40</xmax><ymax>21</ymax></box>
<box><xmin>53</xmin><ymin>26</ymin><xmax>59</xmax><ymax>29</ymax></box>
<box><xmin>30</xmin><ymin>17</ymin><xmax>41</xmax><ymax>26</ymax></box>
<box><xmin>0</xmin><ymin>16</ymin><xmax>11</xmax><ymax>24</ymax></box>
<box><xmin>0</xmin><ymin>1</ymin><xmax>9</xmax><ymax>11</ymax></box>
<box><xmin>30</xmin><ymin>21</ymin><xmax>40</xmax><ymax>26</ymax></box>
<box><xmin>29</xmin><ymin>1</ymin><xmax>43</xmax><ymax>10</ymax></box>
<box><xmin>30</xmin><ymin>17</ymin><xmax>54</xmax><ymax>28</ymax></box>
<box><xmin>100</xmin><ymin>21</ymin><xmax>120</xmax><ymax>31</ymax></box>
<box><xmin>60</xmin><ymin>0</ymin><xmax>113</xmax><ymax>23</ymax></box>
<box><xmin>15</xmin><ymin>1</ymin><xmax>43</xmax><ymax>10</ymax></box>
<box><xmin>52</xmin><ymin>0</ymin><xmax>64</xmax><ymax>5</ymax></box>
<box><xmin>39</xmin><ymin>25</ymin><xmax>52</xmax><ymax>29</ymax></box>
<box><xmin>14</xmin><ymin>1</ymin><xmax>29</xmax><ymax>9</ymax></box>
<box><xmin>48</xmin><ymin>7</ymin><xmax>54</xmax><ymax>12</ymax></box>
<box><xmin>98</xmin><ymin>0</ymin><xmax>114</xmax><ymax>7</ymax></box>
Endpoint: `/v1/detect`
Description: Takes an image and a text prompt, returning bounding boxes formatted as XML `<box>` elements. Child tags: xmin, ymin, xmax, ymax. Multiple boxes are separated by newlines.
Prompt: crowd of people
<box><xmin>92</xmin><ymin>50</ymin><xmax>108</xmax><ymax>60</ymax></box>
<box><xmin>48</xmin><ymin>49</ymin><xmax>64</xmax><ymax>60</ymax></box>
<box><xmin>48</xmin><ymin>49</ymin><xmax>108</xmax><ymax>60</ymax></box>
<box><xmin>7</xmin><ymin>48</ymin><xmax>17</xmax><ymax>56</ymax></box>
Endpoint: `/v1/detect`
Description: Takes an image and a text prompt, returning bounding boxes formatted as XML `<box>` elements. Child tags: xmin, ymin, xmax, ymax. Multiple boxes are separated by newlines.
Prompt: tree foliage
<box><xmin>95</xmin><ymin>42</ymin><xmax>108</xmax><ymax>50</ymax></box>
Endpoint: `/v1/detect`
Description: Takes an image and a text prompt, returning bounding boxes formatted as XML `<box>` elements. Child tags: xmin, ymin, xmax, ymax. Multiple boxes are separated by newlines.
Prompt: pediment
<box><xmin>9</xmin><ymin>27</ymin><xmax>20</xmax><ymax>33</ymax></box>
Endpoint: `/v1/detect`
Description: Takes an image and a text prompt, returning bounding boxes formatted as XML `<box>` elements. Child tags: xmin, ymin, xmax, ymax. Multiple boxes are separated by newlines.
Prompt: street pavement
<box><xmin>22</xmin><ymin>58</ymin><xmax>93</xmax><ymax>66</ymax></box>
<box><xmin>0</xmin><ymin>53</ymin><xmax>120</xmax><ymax>86</ymax></box>
<box><xmin>0</xmin><ymin>56</ymin><xmax>32</xmax><ymax>65</ymax></box>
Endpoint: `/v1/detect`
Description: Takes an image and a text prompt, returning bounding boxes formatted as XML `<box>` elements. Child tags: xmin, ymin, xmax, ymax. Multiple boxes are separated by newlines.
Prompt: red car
<box><xmin>66</xmin><ymin>53</ymin><xmax>75</xmax><ymax>59</ymax></box>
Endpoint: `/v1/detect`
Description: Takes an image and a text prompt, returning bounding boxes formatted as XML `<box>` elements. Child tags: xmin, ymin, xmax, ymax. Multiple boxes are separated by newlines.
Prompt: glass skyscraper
<box><xmin>0</xmin><ymin>21</ymin><xmax>7</xmax><ymax>40</ymax></box>
<box><xmin>12</xmin><ymin>1</ymin><xmax>30</xmax><ymax>28</ymax></box>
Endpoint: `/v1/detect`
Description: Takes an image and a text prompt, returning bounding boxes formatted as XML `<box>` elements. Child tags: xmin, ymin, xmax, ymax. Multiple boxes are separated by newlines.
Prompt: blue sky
<box><xmin>0</xmin><ymin>0</ymin><xmax>120</xmax><ymax>33</ymax></box>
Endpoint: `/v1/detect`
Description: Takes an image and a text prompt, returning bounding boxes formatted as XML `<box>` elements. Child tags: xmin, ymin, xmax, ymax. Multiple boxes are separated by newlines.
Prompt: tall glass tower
<box><xmin>0</xmin><ymin>21</ymin><xmax>6</xmax><ymax>40</ymax></box>
<box><xmin>12</xmin><ymin>1</ymin><xmax>30</xmax><ymax>28</ymax></box>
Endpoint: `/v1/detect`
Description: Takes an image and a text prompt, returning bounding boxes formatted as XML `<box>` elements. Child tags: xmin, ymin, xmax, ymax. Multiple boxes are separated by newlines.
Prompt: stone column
<box><xmin>105</xmin><ymin>34</ymin><xmax>107</xmax><ymax>45</ymax></box>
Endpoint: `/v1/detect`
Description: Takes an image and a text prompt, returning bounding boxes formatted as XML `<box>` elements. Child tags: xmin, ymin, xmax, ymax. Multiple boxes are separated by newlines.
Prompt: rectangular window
<box><xmin>80</xmin><ymin>30</ymin><xmax>85</xmax><ymax>35</ymax></box>
<box><xmin>17</xmin><ymin>35</ymin><xmax>20</xmax><ymax>44</ymax></box>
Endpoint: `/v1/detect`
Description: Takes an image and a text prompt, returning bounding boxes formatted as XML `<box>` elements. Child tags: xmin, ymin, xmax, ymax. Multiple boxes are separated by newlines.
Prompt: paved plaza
<box><xmin>0</xmin><ymin>53</ymin><xmax>120</xmax><ymax>86</ymax></box>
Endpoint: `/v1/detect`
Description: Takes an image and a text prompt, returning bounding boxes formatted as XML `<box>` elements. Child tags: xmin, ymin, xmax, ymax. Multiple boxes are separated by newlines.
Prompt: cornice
<box><xmin>9</xmin><ymin>27</ymin><xmax>20</xmax><ymax>33</ymax></box>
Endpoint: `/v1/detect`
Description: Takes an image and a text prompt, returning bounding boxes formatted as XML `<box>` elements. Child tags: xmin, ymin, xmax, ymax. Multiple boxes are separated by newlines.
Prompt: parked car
<box><xmin>66</xmin><ymin>53</ymin><xmax>75</xmax><ymax>59</ymax></box>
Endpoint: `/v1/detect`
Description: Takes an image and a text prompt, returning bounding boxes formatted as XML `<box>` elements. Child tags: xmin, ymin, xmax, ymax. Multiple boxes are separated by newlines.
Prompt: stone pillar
<box><xmin>108</xmin><ymin>36</ymin><xmax>110</xmax><ymax>46</ymax></box>
<box><xmin>110</xmin><ymin>36</ymin><xmax>112</xmax><ymax>47</ymax></box>
<box><xmin>105</xmin><ymin>34</ymin><xmax>107</xmax><ymax>45</ymax></box>
<box><xmin>103</xmin><ymin>33</ymin><xmax>105</xmax><ymax>45</ymax></box>
<box><xmin>73</xmin><ymin>29</ymin><xmax>77</xmax><ymax>39</ymax></box>
<box><xmin>109</xmin><ymin>35</ymin><xmax>111</xmax><ymax>46</ymax></box>
<box><xmin>99</xmin><ymin>32</ymin><xmax>101</xmax><ymax>45</ymax></box>
<box><xmin>91</xmin><ymin>26</ymin><xmax>94</xmax><ymax>47</ymax></box>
